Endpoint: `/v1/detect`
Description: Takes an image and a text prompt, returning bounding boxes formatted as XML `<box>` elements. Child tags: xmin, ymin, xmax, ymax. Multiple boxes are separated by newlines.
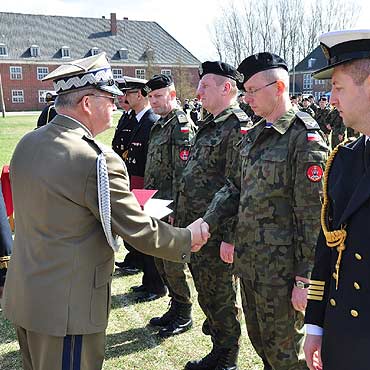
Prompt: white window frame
<box><xmin>12</xmin><ymin>90</ymin><xmax>24</xmax><ymax>103</ymax></box>
<box><xmin>37</xmin><ymin>67</ymin><xmax>49</xmax><ymax>80</ymax></box>
<box><xmin>112</xmin><ymin>68</ymin><xmax>123</xmax><ymax>79</ymax></box>
<box><xmin>91</xmin><ymin>47</ymin><xmax>99</xmax><ymax>56</ymax></box>
<box><xmin>61</xmin><ymin>46</ymin><xmax>70</xmax><ymax>58</ymax></box>
<box><xmin>161</xmin><ymin>69</ymin><xmax>171</xmax><ymax>76</ymax></box>
<box><xmin>0</xmin><ymin>44</ymin><xmax>7</xmax><ymax>56</ymax></box>
<box><xmin>135</xmin><ymin>69</ymin><xmax>145</xmax><ymax>79</ymax></box>
<box><xmin>30</xmin><ymin>45</ymin><xmax>40</xmax><ymax>57</ymax></box>
<box><xmin>38</xmin><ymin>90</ymin><xmax>49</xmax><ymax>103</ymax></box>
<box><xmin>303</xmin><ymin>73</ymin><xmax>313</xmax><ymax>90</ymax></box>
<box><xmin>10</xmin><ymin>66</ymin><xmax>22</xmax><ymax>80</ymax></box>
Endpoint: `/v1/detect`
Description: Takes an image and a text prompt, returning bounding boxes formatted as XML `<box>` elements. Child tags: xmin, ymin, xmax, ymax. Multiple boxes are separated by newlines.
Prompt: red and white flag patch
<box><xmin>306</xmin><ymin>165</ymin><xmax>323</xmax><ymax>182</ymax></box>
<box><xmin>307</xmin><ymin>132</ymin><xmax>321</xmax><ymax>142</ymax></box>
<box><xmin>181</xmin><ymin>126</ymin><xmax>189</xmax><ymax>134</ymax></box>
<box><xmin>179</xmin><ymin>149</ymin><xmax>190</xmax><ymax>161</ymax></box>
<box><xmin>240</xmin><ymin>127</ymin><xmax>248</xmax><ymax>135</ymax></box>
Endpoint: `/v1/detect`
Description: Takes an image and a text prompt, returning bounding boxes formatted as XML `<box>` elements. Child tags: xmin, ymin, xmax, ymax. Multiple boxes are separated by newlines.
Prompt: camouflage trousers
<box><xmin>190</xmin><ymin>248</ymin><xmax>241</xmax><ymax>349</ymax></box>
<box><xmin>240</xmin><ymin>279</ymin><xmax>308</xmax><ymax>370</ymax></box>
<box><xmin>154</xmin><ymin>257</ymin><xmax>195</xmax><ymax>305</ymax></box>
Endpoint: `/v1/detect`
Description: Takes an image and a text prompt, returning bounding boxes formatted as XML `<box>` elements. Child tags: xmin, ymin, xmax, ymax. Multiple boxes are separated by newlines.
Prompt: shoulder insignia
<box><xmin>232</xmin><ymin>108</ymin><xmax>251</xmax><ymax>122</ymax></box>
<box><xmin>295</xmin><ymin>111</ymin><xmax>320</xmax><ymax>130</ymax></box>
<box><xmin>82</xmin><ymin>135</ymin><xmax>102</xmax><ymax>154</ymax></box>
<box><xmin>176</xmin><ymin>110</ymin><xmax>189</xmax><ymax>124</ymax></box>
<box><xmin>0</xmin><ymin>256</ymin><xmax>10</xmax><ymax>270</ymax></box>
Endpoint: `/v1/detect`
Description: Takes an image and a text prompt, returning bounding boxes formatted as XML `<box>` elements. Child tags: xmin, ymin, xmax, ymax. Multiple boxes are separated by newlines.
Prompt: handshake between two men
<box><xmin>186</xmin><ymin>218</ymin><xmax>210</xmax><ymax>252</ymax></box>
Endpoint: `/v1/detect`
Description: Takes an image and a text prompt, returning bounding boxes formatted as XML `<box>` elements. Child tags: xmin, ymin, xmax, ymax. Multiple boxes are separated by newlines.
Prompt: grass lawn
<box><xmin>0</xmin><ymin>114</ymin><xmax>263</xmax><ymax>370</ymax></box>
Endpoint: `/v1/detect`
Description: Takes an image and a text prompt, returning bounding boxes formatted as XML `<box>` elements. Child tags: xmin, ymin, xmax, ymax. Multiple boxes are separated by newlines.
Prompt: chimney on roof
<box><xmin>110</xmin><ymin>13</ymin><xmax>117</xmax><ymax>35</ymax></box>
<box><xmin>123</xmin><ymin>17</ymin><xmax>128</xmax><ymax>20</ymax></box>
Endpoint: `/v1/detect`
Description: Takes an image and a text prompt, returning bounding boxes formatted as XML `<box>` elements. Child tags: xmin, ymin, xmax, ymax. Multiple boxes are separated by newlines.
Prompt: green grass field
<box><xmin>0</xmin><ymin>114</ymin><xmax>263</xmax><ymax>370</ymax></box>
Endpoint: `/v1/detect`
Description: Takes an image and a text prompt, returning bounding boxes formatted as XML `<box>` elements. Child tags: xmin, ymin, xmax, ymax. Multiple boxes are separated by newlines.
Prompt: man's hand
<box><xmin>220</xmin><ymin>241</ymin><xmax>234</xmax><ymax>263</ymax></box>
<box><xmin>187</xmin><ymin>218</ymin><xmax>210</xmax><ymax>252</ymax></box>
<box><xmin>304</xmin><ymin>334</ymin><xmax>323</xmax><ymax>370</ymax></box>
<box><xmin>291</xmin><ymin>276</ymin><xmax>309</xmax><ymax>311</ymax></box>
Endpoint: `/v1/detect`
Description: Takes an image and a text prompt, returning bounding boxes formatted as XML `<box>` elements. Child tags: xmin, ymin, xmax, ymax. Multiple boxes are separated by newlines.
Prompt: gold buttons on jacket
<box><xmin>332</xmin><ymin>272</ymin><xmax>337</xmax><ymax>280</ymax></box>
<box><xmin>354</xmin><ymin>282</ymin><xmax>360</xmax><ymax>290</ymax></box>
<box><xmin>355</xmin><ymin>253</ymin><xmax>362</xmax><ymax>260</ymax></box>
<box><xmin>330</xmin><ymin>298</ymin><xmax>336</xmax><ymax>306</ymax></box>
<box><xmin>351</xmin><ymin>310</ymin><xmax>359</xmax><ymax>317</ymax></box>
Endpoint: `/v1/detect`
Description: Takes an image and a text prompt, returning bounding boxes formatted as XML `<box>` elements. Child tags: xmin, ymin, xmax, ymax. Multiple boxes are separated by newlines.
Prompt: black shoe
<box><xmin>184</xmin><ymin>347</ymin><xmax>221</xmax><ymax>370</ymax></box>
<box><xmin>214</xmin><ymin>346</ymin><xmax>239</xmax><ymax>370</ymax></box>
<box><xmin>131</xmin><ymin>285</ymin><xmax>147</xmax><ymax>293</ymax></box>
<box><xmin>135</xmin><ymin>291</ymin><xmax>167</xmax><ymax>303</ymax></box>
<box><xmin>149</xmin><ymin>300</ymin><xmax>177</xmax><ymax>327</ymax></box>
<box><xmin>159</xmin><ymin>317</ymin><xmax>192</xmax><ymax>338</ymax></box>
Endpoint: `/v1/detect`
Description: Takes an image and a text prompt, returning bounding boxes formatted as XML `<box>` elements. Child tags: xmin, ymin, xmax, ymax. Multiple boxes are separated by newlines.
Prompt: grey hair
<box><xmin>261</xmin><ymin>68</ymin><xmax>289</xmax><ymax>92</ymax></box>
<box><xmin>54</xmin><ymin>88</ymin><xmax>96</xmax><ymax>110</ymax></box>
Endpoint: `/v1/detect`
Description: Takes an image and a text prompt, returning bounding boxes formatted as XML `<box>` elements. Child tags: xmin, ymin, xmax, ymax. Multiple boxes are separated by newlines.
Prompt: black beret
<box><xmin>198</xmin><ymin>61</ymin><xmax>244</xmax><ymax>84</ymax></box>
<box><xmin>237</xmin><ymin>52</ymin><xmax>288</xmax><ymax>90</ymax></box>
<box><xmin>142</xmin><ymin>74</ymin><xmax>174</xmax><ymax>96</ymax></box>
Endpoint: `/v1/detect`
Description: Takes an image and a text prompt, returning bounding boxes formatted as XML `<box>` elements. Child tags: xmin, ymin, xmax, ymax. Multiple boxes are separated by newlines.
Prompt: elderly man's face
<box><xmin>330</xmin><ymin>66</ymin><xmax>369</xmax><ymax>131</ymax></box>
<box><xmin>148</xmin><ymin>87</ymin><xmax>172</xmax><ymax>116</ymax></box>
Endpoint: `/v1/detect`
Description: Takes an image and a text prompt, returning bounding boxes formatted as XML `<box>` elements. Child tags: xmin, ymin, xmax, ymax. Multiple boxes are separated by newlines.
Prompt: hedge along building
<box><xmin>0</xmin><ymin>12</ymin><xmax>200</xmax><ymax>112</ymax></box>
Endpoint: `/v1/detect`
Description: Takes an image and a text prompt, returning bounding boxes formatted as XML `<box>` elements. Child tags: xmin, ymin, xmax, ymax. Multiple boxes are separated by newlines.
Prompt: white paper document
<box><xmin>144</xmin><ymin>199</ymin><xmax>173</xmax><ymax>219</ymax></box>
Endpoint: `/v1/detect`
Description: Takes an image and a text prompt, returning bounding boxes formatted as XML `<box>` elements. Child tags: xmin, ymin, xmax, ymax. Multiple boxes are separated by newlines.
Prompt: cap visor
<box><xmin>100</xmin><ymin>84</ymin><xmax>123</xmax><ymax>96</ymax></box>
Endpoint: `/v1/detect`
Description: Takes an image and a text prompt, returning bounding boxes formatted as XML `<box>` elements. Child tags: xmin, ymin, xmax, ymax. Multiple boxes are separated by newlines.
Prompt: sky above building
<box><xmin>2</xmin><ymin>0</ymin><xmax>369</xmax><ymax>62</ymax></box>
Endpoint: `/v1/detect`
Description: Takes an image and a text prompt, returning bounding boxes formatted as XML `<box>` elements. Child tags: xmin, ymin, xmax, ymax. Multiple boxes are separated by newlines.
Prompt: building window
<box><xmin>37</xmin><ymin>67</ymin><xmax>49</xmax><ymax>80</ymax></box>
<box><xmin>161</xmin><ymin>69</ymin><xmax>171</xmax><ymax>76</ymax></box>
<box><xmin>30</xmin><ymin>45</ymin><xmax>40</xmax><ymax>57</ymax></box>
<box><xmin>10</xmin><ymin>66</ymin><xmax>22</xmax><ymax>80</ymax></box>
<box><xmin>112</xmin><ymin>68</ymin><xmax>123</xmax><ymax>79</ymax></box>
<box><xmin>118</xmin><ymin>48</ymin><xmax>128</xmax><ymax>60</ymax></box>
<box><xmin>91</xmin><ymin>47</ymin><xmax>99</xmax><ymax>56</ymax></box>
<box><xmin>0</xmin><ymin>44</ymin><xmax>7</xmax><ymax>56</ymax></box>
<box><xmin>12</xmin><ymin>90</ymin><xmax>24</xmax><ymax>103</ymax></box>
<box><xmin>303</xmin><ymin>74</ymin><xmax>313</xmax><ymax>90</ymax></box>
<box><xmin>38</xmin><ymin>90</ymin><xmax>49</xmax><ymax>103</ymax></box>
<box><xmin>135</xmin><ymin>69</ymin><xmax>145</xmax><ymax>79</ymax></box>
<box><xmin>61</xmin><ymin>46</ymin><xmax>70</xmax><ymax>58</ymax></box>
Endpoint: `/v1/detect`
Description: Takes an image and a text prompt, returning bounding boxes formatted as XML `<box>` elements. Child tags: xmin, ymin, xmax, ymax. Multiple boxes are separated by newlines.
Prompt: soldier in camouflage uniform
<box><xmin>301</xmin><ymin>98</ymin><xmax>315</xmax><ymax>117</ymax></box>
<box><xmin>143</xmin><ymin>74</ymin><xmax>197</xmax><ymax>337</ymax></box>
<box><xmin>329</xmin><ymin>107</ymin><xmax>345</xmax><ymax>148</ymax></box>
<box><xmin>315</xmin><ymin>96</ymin><xmax>332</xmax><ymax>145</ymax></box>
<box><xmin>202</xmin><ymin>53</ymin><xmax>329</xmax><ymax>370</ymax></box>
<box><xmin>176</xmin><ymin>61</ymin><xmax>250</xmax><ymax>370</ymax></box>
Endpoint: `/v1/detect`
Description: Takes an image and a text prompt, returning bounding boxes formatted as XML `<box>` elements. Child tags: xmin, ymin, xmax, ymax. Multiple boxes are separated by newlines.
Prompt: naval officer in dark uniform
<box><xmin>304</xmin><ymin>29</ymin><xmax>370</xmax><ymax>370</ymax></box>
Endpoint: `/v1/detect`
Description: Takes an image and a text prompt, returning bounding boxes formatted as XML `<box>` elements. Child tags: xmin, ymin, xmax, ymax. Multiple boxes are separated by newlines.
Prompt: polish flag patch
<box><xmin>179</xmin><ymin>149</ymin><xmax>190</xmax><ymax>161</ymax></box>
<box><xmin>306</xmin><ymin>165</ymin><xmax>323</xmax><ymax>182</ymax></box>
<box><xmin>181</xmin><ymin>126</ymin><xmax>189</xmax><ymax>134</ymax></box>
<box><xmin>307</xmin><ymin>132</ymin><xmax>321</xmax><ymax>142</ymax></box>
<box><xmin>240</xmin><ymin>127</ymin><xmax>248</xmax><ymax>135</ymax></box>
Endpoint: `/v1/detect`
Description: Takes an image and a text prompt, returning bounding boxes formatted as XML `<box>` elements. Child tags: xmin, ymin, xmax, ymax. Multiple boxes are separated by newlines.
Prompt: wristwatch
<box><xmin>295</xmin><ymin>280</ymin><xmax>310</xmax><ymax>289</ymax></box>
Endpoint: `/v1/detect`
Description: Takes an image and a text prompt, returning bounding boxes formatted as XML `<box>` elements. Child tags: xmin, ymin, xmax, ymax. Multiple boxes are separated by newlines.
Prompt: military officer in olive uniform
<box><xmin>0</xmin><ymin>184</ymin><xmax>12</xmax><ymax>299</ymax></box>
<box><xmin>2</xmin><ymin>53</ymin><xmax>208</xmax><ymax>370</ymax></box>
<box><xmin>304</xmin><ymin>29</ymin><xmax>370</xmax><ymax>370</ymax></box>
<box><xmin>329</xmin><ymin>106</ymin><xmax>345</xmax><ymax>148</ymax></box>
<box><xmin>315</xmin><ymin>96</ymin><xmax>332</xmax><ymax>145</ymax></box>
<box><xmin>301</xmin><ymin>98</ymin><xmax>315</xmax><ymax>117</ymax></box>
<box><xmin>176</xmin><ymin>61</ymin><xmax>250</xmax><ymax>370</ymax></box>
<box><xmin>202</xmin><ymin>53</ymin><xmax>329</xmax><ymax>370</ymax></box>
<box><xmin>143</xmin><ymin>74</ymin><xmax>197</xmax><ymax>336</ymax></box>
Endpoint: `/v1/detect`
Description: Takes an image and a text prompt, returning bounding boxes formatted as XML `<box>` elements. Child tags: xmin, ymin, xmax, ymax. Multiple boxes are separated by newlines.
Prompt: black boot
<box><xmin>159</xmin><ymin>302</ymin><xmax>192</xmax><ymax>338</ymax></box>
<box><xmin>149</xmin><ymin>299</ymin><xmax>177</xmax><ymax>327</ymax></box>
<box><xmin>184</xmin><ymin>346</ymin><xmax>221</xmax><ymax>370</ymax></box>
<box><xmin>214</xmin><ymin>346</ymin><xmax>239</xmax><ymax>370</ymax></box>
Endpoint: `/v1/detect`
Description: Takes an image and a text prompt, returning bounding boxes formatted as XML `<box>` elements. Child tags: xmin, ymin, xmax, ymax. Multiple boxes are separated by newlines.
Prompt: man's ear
<box><xmin>80</xmin><ymin>95</ymin><xmax>93</xmax><ymax>115</ymax></box>
<box><xmin>276</xmin><ymin>80</ymin><xmax>285</xmax><ymax>96</ymax></box>
<box><xmin>169</xmin><ymin>90</ymin><xmax>177</xmax><ymax>99</ymax></box>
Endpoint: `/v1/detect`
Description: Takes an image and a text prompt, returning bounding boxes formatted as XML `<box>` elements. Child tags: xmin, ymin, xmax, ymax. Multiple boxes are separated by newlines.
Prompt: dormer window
<box><xmin>308</xmin><ymin>58</ymin><xmax>316</xmax><ymax>69</ymax></box>
<box><xmin>30</xmin><ymin>45</ymin><xmax>40</xmax><ymax>57</ymax></box>
<box><xmin>0</xmin><ymin>43</ymin><xmax>8</xmax><ymax>56</ymax></box>
<box><xmin>91</xmin><ymin>47</ymin><xmax>99</xmax><ymax>56</ymax></box>
<box><xmin>61</xmin><ymin>46</ymin><xmax>70</xmax><ymax>58</ymax></box>
<box><xmin>118</xmin><ymin>48</ymin><xmax>128</xmax><ymax>60</ymax></box>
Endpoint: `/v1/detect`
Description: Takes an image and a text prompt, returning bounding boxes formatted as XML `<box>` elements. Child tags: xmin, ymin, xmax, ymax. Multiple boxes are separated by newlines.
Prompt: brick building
<box><xmin>289</xmin><ymin>46</ymin><xmax>332</xmax><ymax>101</ymax></box>
<box><xmin>0</xmin><ymin>12</ymin><xmax>200</xmax><ymax>111</ymax></box>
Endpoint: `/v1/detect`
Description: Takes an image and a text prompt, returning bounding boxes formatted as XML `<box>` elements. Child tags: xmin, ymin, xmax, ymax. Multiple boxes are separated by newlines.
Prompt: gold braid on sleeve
<box><xmin>321</xmin><ymin>144</ymin><xmax>346</xmax><ymax>290</ymax></box>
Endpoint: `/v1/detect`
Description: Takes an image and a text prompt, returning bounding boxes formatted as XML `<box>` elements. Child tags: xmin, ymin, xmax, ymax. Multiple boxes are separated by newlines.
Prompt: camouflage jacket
<box><xmin>315</xmin><ymin>107</ymin><xmax>332</xmax><ymax>134</ymax></box>
<box><xmin>176</xmin><ymin>105</ymin><xmax>250</xmax><ymax>246</ymax></box>
<box><xmin>144</xmin><ymin>108</ymin><xmax>196</xmax><ymax>205</ymax></box>
<box><xmin>330</xmin><ymin>108</ymin><xmax>346</xmax><ymax>136</ymax></box>
<box><xmin>204</xmin><ymin>109</ymin><xmax>329</xmax><ymax>284</ymax></box>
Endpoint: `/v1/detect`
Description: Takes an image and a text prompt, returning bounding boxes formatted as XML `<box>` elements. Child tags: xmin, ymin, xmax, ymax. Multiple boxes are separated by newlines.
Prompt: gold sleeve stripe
<box><xmin>309</xmin><ymin>279</ymin><xmax>325</xmax><ymax>286</ymax></box>
<box><xmin>0</xmin><ymin>261</ymin><xmax>8</xmax><ymax>269</ymax></box>
<box><xmin>308</xmin><ymin>289</ymin><xmax>324</xmax><ymax>296</ymax></box>
<box><xmin>307</xmin><ymin>295</ymin><xmax>323</xmax><ymax>301</ymax></box>
<box><xmin>308</xmin><ymin>285</ymin><xmax>325</xmax><ymax>291</ymax></box>
<box><xmin>0</xmin><ymin>256</ymin><xmax>10</xmax><ymax>262</ymax></box>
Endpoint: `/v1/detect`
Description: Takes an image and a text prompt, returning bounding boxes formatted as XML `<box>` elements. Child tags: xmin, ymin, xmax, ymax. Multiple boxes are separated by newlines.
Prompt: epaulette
<box><xmin>295</xmin><ymin>111</ymin><xmax>320</xmax><ymax>130</ymax></box>
<box><xmin>0</xmin><ymin>255</ymin><xmax>10</xmax><ymax>269</ymax></box>
<box><xmin>176</xmin><ymin>110</ymin><xmax>189</xmax><ymax>124</ymax></box>
<box><xmin>232</xmin><ymin>108</ymin><xmax>251</xmax><ymax>122</ymax></box>
<box><xmin>82</xmin><ymin>136</ymin><xmax>115</xmax><ymax>156</ymax></box>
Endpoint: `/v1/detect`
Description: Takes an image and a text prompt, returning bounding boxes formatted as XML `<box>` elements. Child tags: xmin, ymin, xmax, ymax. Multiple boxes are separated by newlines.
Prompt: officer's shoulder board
<box><xmin>176</xmin><ymin>110</ymin><xmax>189</xmax><ymax>124</ymax></box>
<box><xmin>232</xmin><ymin>108</ymin><xmax>250</xmax><ymax>123</ymax></box>
<box><xmin>82</xmin><ymin>136</ymin><xmax>116</xmax><ymax>156</ymax></box>
<box><xmin>295</xmin><ymin>110</ymin><xmax>320</xmax><ymax>130</ymax></box>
